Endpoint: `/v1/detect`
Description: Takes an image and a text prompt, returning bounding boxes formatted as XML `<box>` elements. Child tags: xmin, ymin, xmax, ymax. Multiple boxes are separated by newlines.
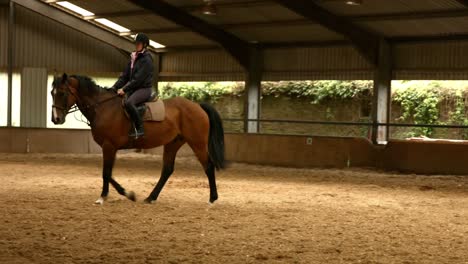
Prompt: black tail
<box><xmin>200</xmin><ymin>103</ymin><xmax>225</xmax><ymax>170</ymax></box>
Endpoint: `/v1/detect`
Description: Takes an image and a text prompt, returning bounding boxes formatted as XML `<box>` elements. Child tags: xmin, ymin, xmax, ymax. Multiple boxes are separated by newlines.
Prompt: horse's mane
<box><xmin>70</xmin><ymin>75</ymin><xmax>106</xmax><ymax>94</ymax></box>
<box><xmin>53</xmin><ymin>74</ymin><xmax>115</xmax><ymax>97</ymax></box>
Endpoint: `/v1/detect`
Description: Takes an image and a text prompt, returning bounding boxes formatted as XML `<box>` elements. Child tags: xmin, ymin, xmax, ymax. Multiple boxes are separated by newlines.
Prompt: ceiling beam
<box><xmin>84</xmin><ymin>10</ymin><xmax>151</xmax><ymax>20</ymax></box>
<box><xmin>273</xmin><ymin>0</ymin><xmax>381</xmax><ymax>66</ymax></box>
<box><xmin>127</xmin><ymin>0</ymin><xmax>253</xmax><ymax>69</ymax></box>
<box><xmin>13</xmin><ymin>0</ymin><xmax>135</xmax><ymax>52</ymax></box>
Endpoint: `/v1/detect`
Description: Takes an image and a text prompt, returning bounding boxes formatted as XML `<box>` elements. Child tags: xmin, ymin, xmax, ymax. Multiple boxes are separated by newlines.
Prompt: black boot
<box><xmin>126</xmin><ymin>104</ymin><xmax>145</xmax><ymax>138</ymax></box>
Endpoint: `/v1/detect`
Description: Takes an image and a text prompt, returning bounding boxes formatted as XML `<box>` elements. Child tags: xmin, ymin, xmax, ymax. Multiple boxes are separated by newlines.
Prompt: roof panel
<box><xmin>189</xmin><ymin>4</ymin><xmax>303</xmax><ymax>25</ymax></box>
<box><xmin>147</xmin><ymin>32</ymin><xmax>215</xmax><ymax>46</ymax></box>
<box><xmin>111</xmin><ymin>14</ymin><xmax>179</xmax><ymax>30</ymax></box>
<box><xmin>361</xmin><ymin>17</ymin><xmax>468</xmax><ymax>37</ymax></box>
<box><xmin>68</xmin><ymin>0</ymin><xmax>142</xmax><ymax>14</ymax></box>
<box><xmin>317</xmin><ymin>0</ymin><xmax>465</xmax><ymax>16</ymax></box>
<box><xmin>229</xmin><ymin>24</ymin><xmax>344</xmax><ymax>43</ymax></box>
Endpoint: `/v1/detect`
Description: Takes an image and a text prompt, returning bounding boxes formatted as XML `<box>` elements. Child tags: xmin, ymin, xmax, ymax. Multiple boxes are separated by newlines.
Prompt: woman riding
<box><xmin>111</xmin><ymin>33</ymin><xmax>154</xmax><ymax>138</ymax></box>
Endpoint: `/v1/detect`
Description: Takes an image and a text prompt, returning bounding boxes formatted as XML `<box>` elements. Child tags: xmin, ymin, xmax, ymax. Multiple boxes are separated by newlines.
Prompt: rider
<box><xmin>111</xmin><ymin>33</ymin><xmax>154</xmax><ymax>138</ymax></box>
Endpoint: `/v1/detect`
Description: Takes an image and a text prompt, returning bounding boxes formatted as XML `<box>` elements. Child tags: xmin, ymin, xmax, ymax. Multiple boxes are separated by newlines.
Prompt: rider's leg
<box><xmin>124</xmin><ymin>88</ymin><xmax>152</xmax><ymax>138</ymax></box>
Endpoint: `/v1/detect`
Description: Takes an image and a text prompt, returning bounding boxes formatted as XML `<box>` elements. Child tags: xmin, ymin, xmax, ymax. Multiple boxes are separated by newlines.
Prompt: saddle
<box><xmin>124</xmin><ymin>92</ymin><xmax>166</xmax><ymax>122</ymax></box>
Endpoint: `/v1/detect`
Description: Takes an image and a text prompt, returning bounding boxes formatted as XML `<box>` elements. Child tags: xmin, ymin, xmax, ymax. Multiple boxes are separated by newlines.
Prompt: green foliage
<box><xmin>160</xmin><ymin>80</ymin><xmax>373</xmax><ymax>104</ymax></box>
<box><xmin>159</xmin><ymin>82</ymin><xmax>243</xmax><ymax>103</ymax></box>
<box><xmin>262</xmin><ymin>81</ymin><xmax>372</xmax><ymax>104</ymax></box>
<box><xmin>447</xmin><ymin>89</ymin><xmax>468</xmax><ymax>139</ymax></box>
<box><xmin>393</xmin><ymin>82</ymin><xmax>441</xmax><ymax>137</ymax></box>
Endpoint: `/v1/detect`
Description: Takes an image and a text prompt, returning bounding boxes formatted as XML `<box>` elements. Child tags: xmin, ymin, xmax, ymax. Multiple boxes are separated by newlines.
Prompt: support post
<box><xmin>7</xmin><ymin>0</ymin><xmax>14</xmax><ymax>127</ymax></box>
<box><xmin>372</xmin><ymin>39</ymin><xmax>392</xmax><ymax>144</ymax></box>
<box><xmin>244</xmin><ymin>47</ymin><xmax>263</xmax><ymax>133</ymax></box>
<box><xmin>153</xmin><ymin>53</ymin><xmax>161</xmax><ymax>96</ymax></box>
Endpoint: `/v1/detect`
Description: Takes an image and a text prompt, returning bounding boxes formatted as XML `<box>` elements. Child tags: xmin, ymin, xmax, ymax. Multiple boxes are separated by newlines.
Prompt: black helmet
<box><xmin>134</xmin><ymin>33</ymin><xmax>150</xmax><ymax>48</ymax></box>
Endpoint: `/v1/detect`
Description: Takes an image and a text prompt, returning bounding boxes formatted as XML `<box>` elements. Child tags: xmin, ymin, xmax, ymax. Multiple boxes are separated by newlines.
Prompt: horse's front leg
<box><xmin>95</xmin><ymin>143</ymin><xmax>135</xmax><ymax>204</ymax></box>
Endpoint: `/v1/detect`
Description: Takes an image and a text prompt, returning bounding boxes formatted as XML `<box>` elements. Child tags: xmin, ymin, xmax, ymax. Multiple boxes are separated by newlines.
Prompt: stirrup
<box><xmin>129</xmin><ymin>125</ymin><xmax>144</xmax><ymax>139</ymax></box>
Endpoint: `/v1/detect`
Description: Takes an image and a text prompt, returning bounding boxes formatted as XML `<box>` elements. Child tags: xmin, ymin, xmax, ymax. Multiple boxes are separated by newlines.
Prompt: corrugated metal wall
<box><xmin>159</xmin><ymin>46</ymin><xmax>374</xmax><ymax>81</ymax></box>
<box><xmin>394</xmin><ymin>41</ymin><xmax>468</xmax><ymax>80</ymax></box>
<box><xmin>0</xmin><ymin>6</ymin><xmax>8</xmax><ymax>68</ymax></box>
<box><xmin>160</xmin><ymin>49</ymin><xmax>245</xmax><ymax>81</ymax></box>
<box><xmin>263</xmin><ymin>46</ymin><xmax>374</xmax><ymax>81</ymax></box>
<box><xmin>13</xmin><ymin>6</ymin><xmax>127</xmax><ymax>73</ymax></box>
<box><xmin>20</xmin><ymin>67</ymin><xmax>47</xmax><ymax>128</ymax></box>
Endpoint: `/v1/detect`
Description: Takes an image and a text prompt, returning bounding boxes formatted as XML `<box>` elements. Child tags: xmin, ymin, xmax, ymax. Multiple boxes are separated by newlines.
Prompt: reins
<box><xmin>52</xmin><ymin>79</ymin><xmax>121</xmax><ymax>126</ymax></box>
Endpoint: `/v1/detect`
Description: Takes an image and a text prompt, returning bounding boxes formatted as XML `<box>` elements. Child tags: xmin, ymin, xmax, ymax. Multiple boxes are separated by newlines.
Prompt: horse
<box><xmin>50</xmin><ymin>73</ymin><xmax>225</xmax><ymax>205</ymax></box>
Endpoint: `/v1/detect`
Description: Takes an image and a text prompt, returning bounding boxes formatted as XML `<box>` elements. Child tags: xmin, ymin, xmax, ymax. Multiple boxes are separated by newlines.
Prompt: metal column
<box><xmin>372</xmin><ymin>39</ymin><xmax>392</xmax><ymax>144</ymax></box>
<box><xmin>244</xmin><ymin>46</ymin><xmax>263</xmax><ymax>133</ymax></box>
<box><xmin>6</xmin><ymin>0</ymin><xmax>14</xmax><ymax>127</ymax></box>
<box><xmin>153</xmin><ymin>52</ymin><xmax>161</xmax><ymax>95</ymax></box>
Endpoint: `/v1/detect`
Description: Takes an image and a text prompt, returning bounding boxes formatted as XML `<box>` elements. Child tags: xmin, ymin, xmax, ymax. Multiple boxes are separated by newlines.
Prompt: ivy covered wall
<box><xmin>159</xmin><ymin>81</ymin><xmax>468</xmax><ymax>140</ymax></box>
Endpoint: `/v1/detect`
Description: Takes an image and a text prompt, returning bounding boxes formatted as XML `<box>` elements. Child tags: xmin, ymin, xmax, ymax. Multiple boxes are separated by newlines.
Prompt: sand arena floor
<box><xmin>0</xmin><ymin>153</ymin><xmax>467</xmax><ymax>264</ymax></box>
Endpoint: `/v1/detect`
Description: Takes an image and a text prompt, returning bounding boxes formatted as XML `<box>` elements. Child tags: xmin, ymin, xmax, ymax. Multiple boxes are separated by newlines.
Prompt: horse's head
<box><xmin>51</xmin><ymin>73</ymin><xmax>78</xmax><ymax>125</ymax></box>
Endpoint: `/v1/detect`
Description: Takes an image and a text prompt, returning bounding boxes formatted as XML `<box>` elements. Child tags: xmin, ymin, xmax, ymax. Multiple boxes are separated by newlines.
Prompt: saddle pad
<box><xmin>143</xmin><ymin>99</ymin><xmax>165</xmax><ymax>121</ymax></box>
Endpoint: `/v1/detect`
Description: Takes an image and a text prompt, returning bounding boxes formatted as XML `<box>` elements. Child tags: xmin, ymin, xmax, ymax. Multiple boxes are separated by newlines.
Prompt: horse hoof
<box><xmin>209</xmin><ymin>196</ymin><xmax>218</xmax><ymax>204</ymax></box>
<box><xmin>143</xmin><ymin>198</ymin><xmax>154</xmax><ymax>204</ymax></box>
<box><xmin>95</xmin><ymin>197</ymin><xmax>106</xmax><ymax>205</ymax></box>
<box><xmin>126</xmin><ymin>191</ymin><xmax>136</xmax><ymax>202</ymax></box>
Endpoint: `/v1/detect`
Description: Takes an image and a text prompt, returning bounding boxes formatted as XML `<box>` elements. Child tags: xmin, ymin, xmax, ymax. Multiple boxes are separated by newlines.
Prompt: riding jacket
<box><xmin>112</xmin><ymin>50</ymin><xmax>154</xmax><ymax>95</ymax></box>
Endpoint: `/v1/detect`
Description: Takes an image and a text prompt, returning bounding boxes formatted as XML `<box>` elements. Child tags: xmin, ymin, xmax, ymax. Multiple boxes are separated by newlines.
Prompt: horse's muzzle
<box><xmin>52</xmin><ymin>116</ymin><xmax>65</xmax><ymax>125</ymax></box>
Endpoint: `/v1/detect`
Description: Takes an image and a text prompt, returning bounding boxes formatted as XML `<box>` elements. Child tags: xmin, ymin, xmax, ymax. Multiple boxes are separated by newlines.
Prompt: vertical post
<box><xmin>7</xmin><ymin>0</ymin><xmax>14</xmax><ymax>127</ymax></box>
<box><xmin>153</xmin><ymin>52</ymin><xmax>161</xmax><ymax>95</ymax></box>
<box><xmin>372</xmin><ymin>39</ymin><xmax>392</xmax><ymax>144</ymax></box>
<box><xmin>244</xmin><ymin>46</ymin><xmax>263</xmax><ymax>133</ymax></box>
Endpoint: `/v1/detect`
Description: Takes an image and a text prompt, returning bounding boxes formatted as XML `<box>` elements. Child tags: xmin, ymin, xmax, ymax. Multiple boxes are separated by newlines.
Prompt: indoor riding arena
<box><xmin>1</xmin><ymin>1</ymin><xmax>468</xmax><ymax>263</ymax></box>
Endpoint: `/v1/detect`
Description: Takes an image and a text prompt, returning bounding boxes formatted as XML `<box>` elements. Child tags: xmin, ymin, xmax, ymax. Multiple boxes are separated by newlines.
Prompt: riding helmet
<box><xmin>134</xmin><ymin>33</ymin><xmax>150</xmax><ymax>48</ymax></box>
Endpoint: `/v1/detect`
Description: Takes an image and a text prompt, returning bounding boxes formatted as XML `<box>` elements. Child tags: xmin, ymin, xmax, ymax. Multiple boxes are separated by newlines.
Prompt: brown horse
<box><xmin>50</xmin><ymin>73</ymin><xmax>225</xmax><ymax>204</ymax></box>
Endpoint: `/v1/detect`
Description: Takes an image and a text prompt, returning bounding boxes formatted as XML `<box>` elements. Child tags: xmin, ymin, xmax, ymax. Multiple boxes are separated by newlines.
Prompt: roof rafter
<box><xmin>273</xmin><ymin>0</ymin><xmax>381</xmax><ymax>66</ymax></box>
<box><xmin>128</xmin><ymin>0</ymin><xmax>253</xmax><ymax>69</ymax></box>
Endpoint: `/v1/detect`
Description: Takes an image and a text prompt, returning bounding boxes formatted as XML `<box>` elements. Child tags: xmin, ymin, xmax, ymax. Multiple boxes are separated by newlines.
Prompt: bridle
<box><xmin>52</xmin><ymin>78</ymin><xmax>120</xmax><ymax>124</ymax></box>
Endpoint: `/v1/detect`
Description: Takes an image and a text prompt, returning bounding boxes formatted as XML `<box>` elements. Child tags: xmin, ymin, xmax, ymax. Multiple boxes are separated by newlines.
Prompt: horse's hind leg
<box><xmin>189</xmin><ymin>143</ymin><xmax>218</xmax><ymax>203</ymax></box>
<box><xmin>96</xmin><ymin>143</ymin><xmax>135</xmax><ymax>204</ymax></box>
<box><xmin>144</xmin><ymin>137</ymin><xmax>185</xmax><ymax>203</ymax></box>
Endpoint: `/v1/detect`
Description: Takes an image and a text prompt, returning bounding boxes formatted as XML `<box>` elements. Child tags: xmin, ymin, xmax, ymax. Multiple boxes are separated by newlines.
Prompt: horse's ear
<box><xmin>62</xmin><ymin>73</ymin><xmax>68</xmax><ymax>83</ymax></box>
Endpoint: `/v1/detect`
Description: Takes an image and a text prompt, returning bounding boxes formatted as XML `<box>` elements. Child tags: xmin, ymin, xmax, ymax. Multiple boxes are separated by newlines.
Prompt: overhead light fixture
<box><xmin>94</xmin><ymin>18</ymin><xmax>130</xmax><ymax>33</ymax></box>
<box><xmin>202</xmin><ymin>0</ymin><xmax>217</xmax><ymax>16</ymax></box>
<box><xmin>345</xmin><ymin>0</ymin><xmax>363</xmax><ymax>5</ymax></box>
<box><xmin>56</xmin><ymin>1</ymin><xmax>95</xmax><ymax>17</ymax></box>
<box><xmin>150</xmin><ymin>40</ymin><xmax>165</xmax><ymax>49</ymax></box>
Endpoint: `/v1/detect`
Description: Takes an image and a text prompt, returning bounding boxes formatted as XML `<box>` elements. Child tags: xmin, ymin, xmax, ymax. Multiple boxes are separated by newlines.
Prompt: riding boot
<box><xmin>126</xmin><ymin>104</ymin><xmax>145</xmax><ymax>138</ymax></box>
